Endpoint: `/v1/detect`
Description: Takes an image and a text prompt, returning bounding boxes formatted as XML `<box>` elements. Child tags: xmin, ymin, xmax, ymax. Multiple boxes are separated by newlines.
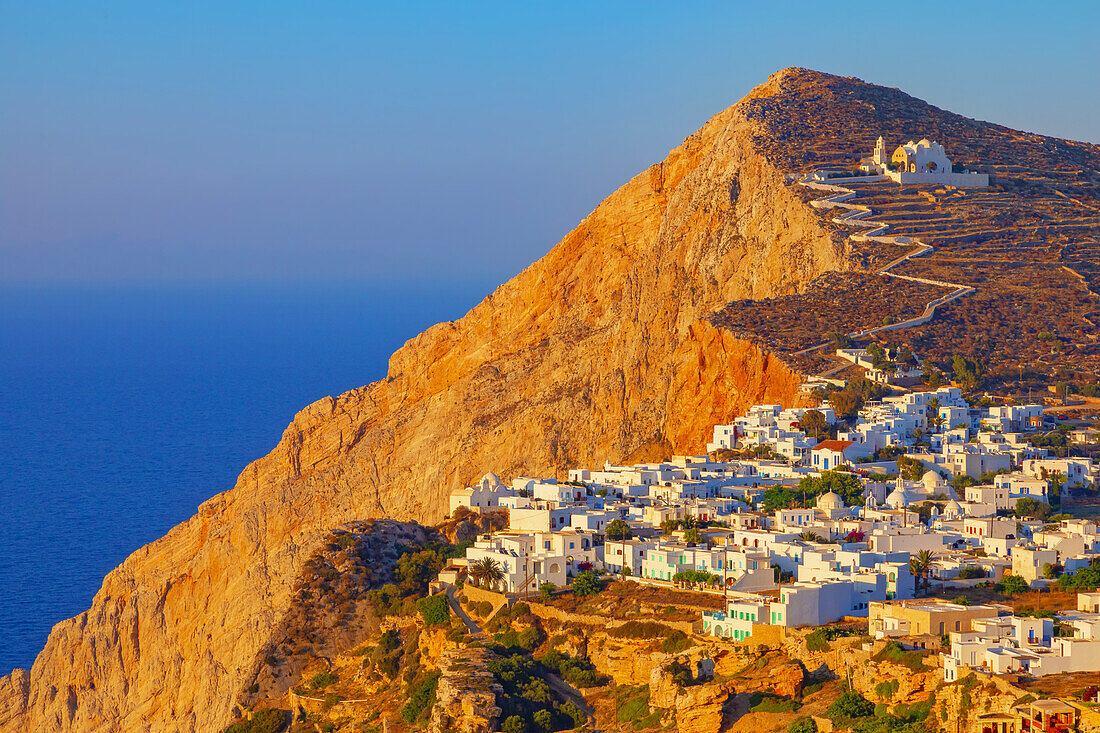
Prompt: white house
<box><xmin>463</xmin><ymin>533</ymin><xmax>567</xmax><ymax>593</ymax></box>
<box><xmin>1022</xmin><ymin>458</ymin><xmax>1092</xmax><ymax>489</ymax></box>
<box><xmin>1012</xmin><ymin>546</ymin><xmax>1059</xmax><ymax>583</ymax></box>
<box><xmin>994</xmin><ymin>473</ymin><xmax>1050</xmax><ymax>502</ymax></box>
<box><xmin>811</xmin><ymin>440</ymin><xmax>856</xmax><ymax>471</ymax></box>
<box><xmin>943</xmin><ymin>598</ymin><xmax>1100</xmax><ymax>679</ymax></box>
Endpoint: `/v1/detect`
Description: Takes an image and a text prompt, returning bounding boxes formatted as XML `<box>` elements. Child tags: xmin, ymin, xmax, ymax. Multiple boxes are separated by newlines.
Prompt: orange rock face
<box><xmin>0</xmin><ymin>68</ymin><xmax>848</xmax><ymax>732</ymax></box>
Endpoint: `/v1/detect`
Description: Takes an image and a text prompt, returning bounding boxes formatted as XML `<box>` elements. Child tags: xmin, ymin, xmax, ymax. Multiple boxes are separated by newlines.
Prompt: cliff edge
<box><xmin>1</xmin><ymin>68</ymin><xmax>847</xmax><ymax>732</ymax></box>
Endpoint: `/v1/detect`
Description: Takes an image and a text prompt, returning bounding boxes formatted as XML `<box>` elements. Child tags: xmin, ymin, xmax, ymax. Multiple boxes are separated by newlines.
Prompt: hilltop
<box><xmin>2</xmin><ymin>68</ymin><xmax>1099</xmax><ymax>731</ymax></box>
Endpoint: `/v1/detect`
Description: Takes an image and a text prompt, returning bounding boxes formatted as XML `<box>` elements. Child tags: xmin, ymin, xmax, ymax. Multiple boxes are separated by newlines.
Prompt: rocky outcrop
<box><xmin>1</xmin><ymin>68</ymin><xmax>849</xmax><ymax>732</ymax></box>
<box><xmin>649</xmin><ymin>658</ymin><xmax>729</xmax><ymax>733</ymax></box>
<box><xmin>429</xmin><ymin>648</ymin><xmax>502</xmax><ymax>733</ymax></box>
<box><xmin>769</xmin><ymin>662</ymin><xmax>806</xmax><ymax>699</ymax></box>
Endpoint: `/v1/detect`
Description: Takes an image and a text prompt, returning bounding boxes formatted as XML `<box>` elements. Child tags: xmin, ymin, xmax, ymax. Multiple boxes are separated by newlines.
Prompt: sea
<box><xmin>0</xmin><ymin>281</ymin><xmax>492</xmax><ymax>676</ymax></box>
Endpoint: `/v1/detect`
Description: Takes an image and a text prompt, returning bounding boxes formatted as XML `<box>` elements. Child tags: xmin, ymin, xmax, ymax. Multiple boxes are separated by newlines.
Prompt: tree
<box><xmin>909</xmin><ymin>550</ymin><xmax>934</xmax><ymax>593</ymax></box>
<box><xmin>999</xmin><ymin>575</ymin><xmax>1030</xmax><ymax>596</ymax></box>
<box><xmin>1049</xmin><ymin>473</ymin><xmax>1067</xmax><ymax>506</ymax></box>
<box><xmin>539</xmin><ymin>582</ymin><xmax>556</xmax><ymax>600</ymax></box>
<box><xmin>1015</xmin><ymin>497</ymin><xmax>1052</xmax><ymax>520</ymax></box>
<box><xmin>896</xmin><ymin>455</ymin><xmax>926</xmax><ymax>482</ymax></box>
<box><xmin>828</xmin><ymin>330</ymin><xmax>852</xmax><ymax>349</ymax></box>
<box><xmin>606</xmin><ymin>518</ymin><xmax>632</xmax><ymax>540</ymax></box>
<box><xmin>800</xmin><ymin>409</ymin><xmax>829</xmax><ymax>440</ymax></box>
<box><xmin>396</xmin><ymin>549</ymin><xmax>447</xmax><ymax>594</ymax></box>
<box><xmin>468</xmin><ymin>557</ymin><xmax>505</xmax><ymax>590</ymax></box>
<box><xmin>532</xmin><ymin>709</ymin><xmax>553</xmax><ymax>731</ymax></box>
<box><xmin>830</xmin><ymin>389</ymin><xmax>861</xmax><ymax>420</ymax></box>
<box><xmin>798</xmin><ymin>531</ymin><xmax>823</xmax><ymax>543</ymax></box>
<box><xmin>867</xmin><ymin>343</ymin><xmax>888</xmax><ymax>368</ymax></box>
<box><xmin>683</xmin><ymin>528</ymin><xmax>703</xmax><ymax>545</ymax></box>
<box><xmin>952</xmin><ymin>354</ymin><xmax>984</xmax><ymax>391</ymax></box>
<box><xmin>502</xmin><ymin>715</ymin><xmax>527</xmax><ymax>733</ymax></box>
<box><xmin>572</xmin><ymin>571</ymin><xmax>600</xmax><ymax>597</ymax></box>
<box><xmin>416</xmin><ymin>594</ymin><xmax>450</xmax><ymax>626</ymax></box>
<box><xmin>559</xmin><ymin>702</ymin><xmax>586</xmax><ymax>728</ymax></box>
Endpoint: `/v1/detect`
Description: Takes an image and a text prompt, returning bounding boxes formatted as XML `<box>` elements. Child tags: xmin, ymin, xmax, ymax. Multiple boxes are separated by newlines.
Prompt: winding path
<box><xmin>444</xmin><ymin>587</ymin><xmax>485</xmax><ymax>639</ymax></box>
<box><xmin>791</xmin><ymin>174</ymin><xmax>974</xmax><ymax>364</ymax></box>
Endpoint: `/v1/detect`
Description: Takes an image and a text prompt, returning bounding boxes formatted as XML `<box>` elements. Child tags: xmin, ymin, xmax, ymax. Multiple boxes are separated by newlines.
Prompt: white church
<box><xmin>861</xmin><ymin>136</ymin><xmax>988</xmax><ymax>187</ymax></box>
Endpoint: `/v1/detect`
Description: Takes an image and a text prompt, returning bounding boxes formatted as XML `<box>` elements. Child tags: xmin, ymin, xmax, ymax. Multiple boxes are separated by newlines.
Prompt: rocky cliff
<box><xmin>1</xmin><ymin>68</ymin><xmax>848</xmax><ymax>732</ymax></box>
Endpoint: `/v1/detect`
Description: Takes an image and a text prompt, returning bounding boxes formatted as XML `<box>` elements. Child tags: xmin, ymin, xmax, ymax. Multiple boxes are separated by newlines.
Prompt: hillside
<box><xmin>718</xmin><ymin>70</ymin><xmax>1100</xmax><ymax>379</ymax></box>
<box><xmin>2</xmin><ymin>67</ymin><xmax>1098</xmax><ymax>731</ymax></box>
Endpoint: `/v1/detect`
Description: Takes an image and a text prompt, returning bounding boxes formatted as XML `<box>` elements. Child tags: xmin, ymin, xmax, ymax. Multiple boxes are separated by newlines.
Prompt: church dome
<box><xmin>481</xmin><ymin>472</ymin><xmax>502</xmax><ymax>488</ymax></box>
<box><xmin>943</xmin><ymin>500</ymin><xmax>964</xmax><ymax>519</ymax></box>
<box><xmin>922</xmin><ymin>471</ymin><xmax>945</xmax><ymax>490</ymax></box>
<box><xmin>818</xmin><ymin>491</ymin><xmax>845</xmax><ymax>510</ymax></box>
<box><xmin>885</xmin><ymin>488</ymin><xmax>910</xmax><ymax>509</ymax></box>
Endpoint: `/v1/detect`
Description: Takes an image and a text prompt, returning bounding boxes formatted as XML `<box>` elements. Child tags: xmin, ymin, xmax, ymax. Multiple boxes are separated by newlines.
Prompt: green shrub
<box><xmin>223</xmin><ymin>708</ymin><xmax>288</xmax><ymax>733</ymax></box>
<box><xmin>788</xmin><ymin>717</ymin><xmax>818</xmax><ymax>733</ymax></box>
<box><xmin>893</xmin><ymin>693</ymin><xmax>935</xmax><ymax>723</ymax></box>
<box><xmin>560</xmin><ymin>701</ymin><xmax>586</xmax><ymax>728</ymax></box>
<box><xmin>672</xmin><ymin>569</ymin><xmax>719</xmax><ymax>584</ymax></box>
<box><xmin>806</xmin><ymin>629</ymin><xmax>830</xmax><ymax>652</ymax></box>
<box><xmin>660</xmin><ymin>631</ymin><xmax>691</xmax><ymax>654</ymax></box>
<box><xmin>502</xmin><ymin>714</ymin><xmax>526</xmax><ymax>733</ymax></box>
<box><xmin>376</xmin><ymin>629</ymin><xmax>401</xmax><ymax>653</ymax></box>
<box><xmin>616</xmin><ymin>691</ymin><xmax>646</xmax><ymax>717</ymax></box>
<box><xmin>417</xmin><ymin>594</ymin><xmax>450</xmax><ymax>626</ymax></box>
<box><xmin>533</xmin><ymin>708</ymin><xmax>553</xmax><ymax>731</ymax></box>
<box><xmin>401</xmin><ymin>670</ymin><xmax>441</xmax><ymax>723</ymax></box>
<box><xmin>320</xmin><ymin>692</ymin><xmax>342</xmax><ymax>713</ymax></box>
<box><xmin>518</xmin><ymin>625</ymin><xmax>543</xmax><ymax>650</ymax></box>
<box><xmin>572</xmin><ymin>571</ymin><xmax>600</xmax><ymax>597</ymax></box>
<box><xmin>537</xmin><ymin>650</ymin><xmax>600</xmax><ymax>687</ymax></box>
<box><xmin>564</xmin><ymin>666</ymin><xmax>599</xmax><ymax>688</ymax></box>
<box><xmin>539</xmin><ymin>582</ymin><xmax>557</xmax><ymax>600</ymax></box>
<box><xmin>874</xmin><ymin>679</ymin><xmax>900</xmax><ymax>700</ymax></box>
<box><xmin>332</xmin><ymin>533</ymin><xmax>358</xmax><ymax>550</ymax></box>
<box><xmin>827</xmin><ymin>690</ymin><xmax>874</xmax><ymax>722</ymax></box>
<box><xmin>751</xmin><ymin>694</ymin><xmax>800</xmax><ymax>713</ymax></box>
<box><xmin>476</xmin><ymin>601</ymin><xmax>494</xmax><ymax>617</ymax></box>
<box><xmin>308</xmin><ymin>670</ymin><xmax>338</xmax><ymax>690</ymax></box>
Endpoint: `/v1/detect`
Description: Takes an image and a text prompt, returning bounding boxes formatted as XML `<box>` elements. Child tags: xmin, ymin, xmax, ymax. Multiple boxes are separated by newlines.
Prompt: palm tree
<box><xmin>798</xmin><ymin>531</ymin><xmax>823</xmax><ymax>543</ymax></box>
<box><xmin>466</xmin><ymin>558</ymin><xmax>488</xmax><ymax>588</ymax></box>
<box><xmin>910</xmin><ymin>550</ymin><xmax>934</xmax><ymax>594</ymax></box>
<box><xmin>468</xmin><ymin>557</ymin><xmax>505</xmax><ymax>589</ymax></box>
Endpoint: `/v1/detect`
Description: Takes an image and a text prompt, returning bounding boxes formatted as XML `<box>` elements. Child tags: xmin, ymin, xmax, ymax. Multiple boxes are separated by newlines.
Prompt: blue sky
<box><xmin>2</xmin><ymin>1</ymin><xmax>1097</xmax><ymax>284</ymax></box>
